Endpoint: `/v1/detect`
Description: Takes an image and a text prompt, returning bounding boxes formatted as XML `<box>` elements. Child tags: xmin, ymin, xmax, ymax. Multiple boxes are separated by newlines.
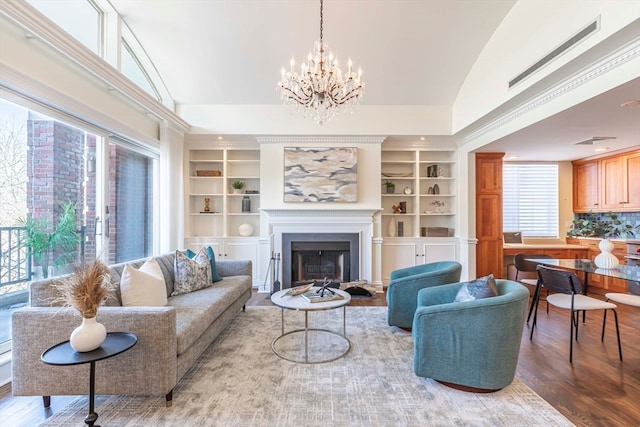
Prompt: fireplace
<box><xmin>263</xmin><ymin>208</ymin><xmax>380</xmax><ymax>294</ymax></box>
<box><xmin>282</xmin><ymin>233</ymin><xmax>359</xmax><ymax>289</ymax></box>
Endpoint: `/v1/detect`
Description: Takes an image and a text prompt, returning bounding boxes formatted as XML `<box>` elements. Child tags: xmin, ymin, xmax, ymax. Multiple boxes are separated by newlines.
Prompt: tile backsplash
<box><xmin>573</xmin><ymin>211</ymin><xmax>640</xmax><ymax>238</ymax></box>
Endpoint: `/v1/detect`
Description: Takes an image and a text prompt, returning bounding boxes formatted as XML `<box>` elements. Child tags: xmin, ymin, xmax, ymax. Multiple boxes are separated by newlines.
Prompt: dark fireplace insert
<box><xmin>282</xmin><ymin>233</ymin><xmax>359</xmax><ymax>289</ymax></box>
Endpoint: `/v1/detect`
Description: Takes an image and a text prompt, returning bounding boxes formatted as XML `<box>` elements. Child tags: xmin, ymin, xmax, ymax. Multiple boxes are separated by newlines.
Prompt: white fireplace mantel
<box><xmin>262</xmin><ymin>208</ymin><xmax>381</xmax><ymax>291</ymax></box>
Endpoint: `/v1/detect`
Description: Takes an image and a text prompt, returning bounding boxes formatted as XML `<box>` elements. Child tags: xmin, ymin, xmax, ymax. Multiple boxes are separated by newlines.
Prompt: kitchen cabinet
<box><xmin>602</xmin><ymin>151</ymin><xmax>640</xmax><ymax>210</ymax></box>
<box><xmin>573</xmin><ymin>160</ymin><xmax>600</xmax><ymax>212</ymax></box>
<box><xmin>573</xmin><ymin>148</ymin><xmax>640</xmax><ymax>213</ymax></box>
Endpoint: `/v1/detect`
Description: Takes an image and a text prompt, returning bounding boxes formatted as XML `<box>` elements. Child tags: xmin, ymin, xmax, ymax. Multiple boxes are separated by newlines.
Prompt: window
<box><xmin>121</xmin><ymin>40</ymin><xmax>161</xmax><ymax>101</ymax></box>
<box><xmin>27</xmin><ymin>0</ymin><xmax>102</xmax><ymax>55</ymax></box>
<box><xmin>503</xmin><ymin>163</ymin><xmax>559</xmax><ymax>238</ymax></box>
<box><xmin>0</xmin><ymin>96</ymin><xmax>158</xmax><ymax>355</ymax></box>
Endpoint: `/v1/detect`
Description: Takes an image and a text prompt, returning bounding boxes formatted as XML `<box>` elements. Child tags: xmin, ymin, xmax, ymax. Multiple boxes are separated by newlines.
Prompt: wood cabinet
<box><xmin>476</xmin><ymin>153</ymin><xmax>504</xmax><ymax>278</ymax></box>
<box><xmin>573</xmin><ymin>160</ymin><xmax>600</xmax><ymax>212</ymax></box>
<box><xmin>573</xmin><ymin>148</ymin><xmax>640</xmax><ymax>212</ymax></box>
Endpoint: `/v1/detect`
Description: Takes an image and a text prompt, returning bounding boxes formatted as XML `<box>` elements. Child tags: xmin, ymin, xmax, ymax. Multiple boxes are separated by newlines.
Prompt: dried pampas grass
<box><xmin>56</xmin><ymin>259</ymin><xmax>112</xmax><ymax>318</ymax></box>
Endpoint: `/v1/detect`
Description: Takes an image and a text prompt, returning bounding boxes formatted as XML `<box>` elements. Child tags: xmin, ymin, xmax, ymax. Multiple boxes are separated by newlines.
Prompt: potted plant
<box><xmin>232</xmin><ymin>180</ymin><xmax>245</xmax><ymax>194</ymax></box>
<box><xmin>20</xmin><ymin>201</ymin><xmax>80</xmax><ymax>279</ymax></box>
<box><xmin>384</xmin><ymin>180</ymin><xmax>395</xmax><ymax>194</ymax></box>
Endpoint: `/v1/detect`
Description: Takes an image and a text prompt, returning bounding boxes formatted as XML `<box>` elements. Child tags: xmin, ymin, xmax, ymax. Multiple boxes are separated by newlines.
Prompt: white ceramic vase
<box><xmin>70</xmin><ymin>316</ymin><xmax>107</xmax><ymax>352</ymax></box>
<box><xmin>594</xmin><ymin>238</ymin><xmax>619</xmax><ymax>269</ymax></box>
<box><xmin>388</xmin><ymin>217</ymin><xmax>397</xmax><ymax>237</ymax></box>
<box><xmin>238</xmin><ymin>223</ymin><xmax>253</xmax><ymax>237</ymax></box>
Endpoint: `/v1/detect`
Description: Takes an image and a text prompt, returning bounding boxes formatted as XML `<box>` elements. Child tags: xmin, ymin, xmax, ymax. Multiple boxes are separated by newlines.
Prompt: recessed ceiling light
<box><xmin>420</xmin><ymin>137</ymin><xmax>425</xmax><ymax>141</ymax></box>
<box><xmin>217</xmin><ymin>136</ymin><xmax>223</xmax><ymax>140</ymax></box>
<box><xmin>594</xmin><ymin>147</ymin><xmax>609</xmax><ymax>152</ymax></box>
<box><xmin>620</xmin><ymin>100</ymin><xmax>640</xmax><ymax>108</ymax></box>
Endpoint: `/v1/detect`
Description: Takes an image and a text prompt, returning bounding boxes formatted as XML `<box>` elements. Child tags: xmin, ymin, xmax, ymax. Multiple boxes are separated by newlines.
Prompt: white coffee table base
<box><xmin>270</xmin><ymin>288</ymin><xmax>352</xmax><ymax>364</ymax></box>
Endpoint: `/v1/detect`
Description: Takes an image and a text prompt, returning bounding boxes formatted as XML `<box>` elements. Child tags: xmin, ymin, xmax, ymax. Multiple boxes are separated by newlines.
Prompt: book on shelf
<box><xmin>301</xmin><ymin>290</ymin><xmax>344</xmax><ymax>303</ymax></box>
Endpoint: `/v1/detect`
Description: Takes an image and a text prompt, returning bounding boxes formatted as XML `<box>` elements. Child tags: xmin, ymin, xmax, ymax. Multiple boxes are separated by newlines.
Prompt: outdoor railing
<box><xmin>0</xmin><ymin>226</ymin><xmax>31</xmax><ymax>289</ymax></box>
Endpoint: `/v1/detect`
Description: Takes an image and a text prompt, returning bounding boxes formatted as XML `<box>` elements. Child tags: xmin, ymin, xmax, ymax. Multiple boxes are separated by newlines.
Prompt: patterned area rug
<box><xmin>40</xmin><ymin>306</ymin><xmax>573</xmax><ymax>427</ymax></box>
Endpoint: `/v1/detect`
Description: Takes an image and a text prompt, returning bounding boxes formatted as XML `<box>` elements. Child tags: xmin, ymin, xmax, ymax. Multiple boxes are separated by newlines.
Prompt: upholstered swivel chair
<box><xmin>531</xmin><ymin>265</ymin><xmax>622</xmax><ymax>363</ymax></box>
<box><xmin>412</xmin><ymin>280</ymin><xmax>529</xmax><ymax>391</ymax></box>
<box><xmin>386</xmin><ymin>261</ymin><xmax>461</xmax><ymax>329</ymax></box>
<box><xmin>513</xmin><ymin>253</ymin><xmax>552</xmax><ymax>322</ymax></box>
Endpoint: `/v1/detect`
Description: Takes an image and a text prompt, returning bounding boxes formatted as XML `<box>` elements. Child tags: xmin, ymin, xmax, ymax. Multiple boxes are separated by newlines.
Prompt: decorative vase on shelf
<box><xmin>70</xmin><ymin>316</ymin><xmax>107</xmax><ymax>352</ymax></box>
<box><xmin>238</xmin><ymin>223</ymin><xmax>253</xmax><ymax>237</ymax></box>
<box><xmin>594</xmin><ymin>238</ymin><xmax>619</xmax><ymax>269</ymax></box>
<box><xmin>388</xmin><ymin>217</ymin><xmax>397</xmax><ymax>237</ymax></box>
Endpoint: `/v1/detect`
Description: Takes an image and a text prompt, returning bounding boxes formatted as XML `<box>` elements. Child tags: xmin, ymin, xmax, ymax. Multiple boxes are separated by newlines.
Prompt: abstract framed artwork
<box><xmin>284</xmin><ymin>147</ymin><xmax>358</xmax><ymax>202</ymax></box>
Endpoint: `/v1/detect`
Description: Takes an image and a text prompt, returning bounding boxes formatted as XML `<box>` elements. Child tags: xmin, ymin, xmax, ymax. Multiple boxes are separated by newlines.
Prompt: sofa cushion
<box><xmin>454</xmin><ymin>274</ymin><xmax>498</xmax><ymax>302</ymax></box>
<box><xmin>120</xmin><ymin>258</ymin><xmax>168</xmax><ymax>307</ymax></box>
<box><xmin>170</xmin><ymin>275</ymin><xmax>251</xmax><ymax>356</ymax></box>
<box><xmin>172</xmin><ymin>250</ymin><xmax>212</xmax><ymax>296</ymax></box>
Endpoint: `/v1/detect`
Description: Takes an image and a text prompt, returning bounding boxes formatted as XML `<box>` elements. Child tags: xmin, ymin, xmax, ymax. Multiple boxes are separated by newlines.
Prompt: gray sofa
<box><xmin>11</xmin><ymin>251</ymin><xmax>252</xmax><ymax>407</ymax></box>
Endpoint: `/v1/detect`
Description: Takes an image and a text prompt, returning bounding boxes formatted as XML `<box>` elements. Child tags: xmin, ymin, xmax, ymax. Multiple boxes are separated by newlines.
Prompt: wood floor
<box><xmin>1</xmin><ymin>288</ymin><xmax>638</xmax><ymax>427</ymax></box>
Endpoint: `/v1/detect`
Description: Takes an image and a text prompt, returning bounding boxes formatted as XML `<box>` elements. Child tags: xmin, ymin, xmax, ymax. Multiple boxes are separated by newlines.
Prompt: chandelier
<box><xmin>277</xmin><ymin>0</ymin><xmax>365</xmax><ymax>125</ymax></box>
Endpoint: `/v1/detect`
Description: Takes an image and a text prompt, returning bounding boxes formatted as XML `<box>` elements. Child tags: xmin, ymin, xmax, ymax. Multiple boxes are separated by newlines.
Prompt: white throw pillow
<box><xmin>120</xmin><ymin>258</ymin><xmax>168</xmax><ymax>306</ymax></box>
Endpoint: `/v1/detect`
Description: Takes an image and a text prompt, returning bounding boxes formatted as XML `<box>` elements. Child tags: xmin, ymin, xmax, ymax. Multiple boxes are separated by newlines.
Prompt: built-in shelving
<box><xmin>381</xmin><ymin>148</ymin><xmax>456</xmax><ymax>238</ymax></box>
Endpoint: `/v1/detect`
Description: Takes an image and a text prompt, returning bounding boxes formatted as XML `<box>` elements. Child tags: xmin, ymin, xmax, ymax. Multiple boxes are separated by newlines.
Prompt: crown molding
<box><xmin>255</xmin><ymin>136</ymin><xmax>386</xmax><ymax>145</ymax></box>
<box><xmin>0</xmin><ymin>1</ymin><xmax>190</xmax><ymax>134</ymax></box>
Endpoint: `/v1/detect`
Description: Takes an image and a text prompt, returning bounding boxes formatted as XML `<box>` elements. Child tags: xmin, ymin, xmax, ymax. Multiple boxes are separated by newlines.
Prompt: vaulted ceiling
<box><xmin>108</xmin><ymin>0</ymin><xmax>639</xmax><ymax>160</ymax></box>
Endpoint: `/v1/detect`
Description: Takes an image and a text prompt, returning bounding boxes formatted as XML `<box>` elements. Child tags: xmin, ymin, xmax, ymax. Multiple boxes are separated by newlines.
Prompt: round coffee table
<box><xmin>271</xmin><ymin>287</ymin><xmax>351</xmax><ymax>364</ymax></box>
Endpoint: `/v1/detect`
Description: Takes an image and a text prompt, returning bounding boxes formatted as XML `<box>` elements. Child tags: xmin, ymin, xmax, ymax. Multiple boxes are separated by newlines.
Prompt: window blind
<box><xmin>503</xmin><ymin>163</ymin><xmax>559</xmax><ymax>238</ymax></box>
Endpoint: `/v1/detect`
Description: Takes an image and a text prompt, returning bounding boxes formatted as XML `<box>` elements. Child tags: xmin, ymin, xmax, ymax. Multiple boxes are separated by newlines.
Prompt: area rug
<box><xmin>39</xmin><ymin>306</ymin><xmax>573</xmax><ymax>427</ymax></box>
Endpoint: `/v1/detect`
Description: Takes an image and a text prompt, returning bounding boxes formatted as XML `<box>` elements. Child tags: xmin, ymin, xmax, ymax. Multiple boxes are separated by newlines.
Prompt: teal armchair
<box><xmin>386</xmin><ymin>261</ymin><xmax>461</xmax><ymax>329</ymax></box>
<box><xmin>412</xmin><ymin>280</ymin><xmax>529</xmax><ymax>391</ymax></box>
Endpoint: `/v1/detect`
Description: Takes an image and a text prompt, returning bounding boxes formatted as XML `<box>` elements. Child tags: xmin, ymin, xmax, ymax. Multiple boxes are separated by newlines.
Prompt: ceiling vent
<box><xmin>509</xmin><ymin>18</ymin><xmax>599</xmax><ymax>88</ymax></box>
<box><xmin>574</xmin><ymin>136</ymin><xmax>616</xmax><ymax>146</ymax></box>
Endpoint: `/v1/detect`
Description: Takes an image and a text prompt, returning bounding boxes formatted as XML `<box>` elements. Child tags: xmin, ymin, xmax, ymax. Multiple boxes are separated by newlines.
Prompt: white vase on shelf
<box><xmin>387</xmin><ymin>217</ymin><xmax>397</xmax><ymax>237</ymax></box>
<box><xmin>594</xmin><ymin>238</ymin><xmax>619</xmax><ymax>269</ymax></box>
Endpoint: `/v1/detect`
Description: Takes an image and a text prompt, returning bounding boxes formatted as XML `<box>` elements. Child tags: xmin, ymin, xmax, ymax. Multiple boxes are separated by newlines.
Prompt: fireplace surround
<box><xmin>263</xmin><ymin>209</ymin><xmax>380</xmax><ymax>293</ymax></box>
<box><xmin>283</xmin><ymin>233</ymin><xmax>359</xmax><ymax>289</ymax></box>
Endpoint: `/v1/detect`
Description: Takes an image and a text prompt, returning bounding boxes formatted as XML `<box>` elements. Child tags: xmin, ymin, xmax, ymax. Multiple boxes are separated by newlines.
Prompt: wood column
<box><xmin>475</xmin><ymin>153</ymin><xmax>504</xmax><ymax>278</ymax></box>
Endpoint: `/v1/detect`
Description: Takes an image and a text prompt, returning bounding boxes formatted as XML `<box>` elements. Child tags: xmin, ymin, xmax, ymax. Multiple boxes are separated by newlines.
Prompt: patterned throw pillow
<box><xmin>454</xmin><ymin>274</ymin><xmax>499</xmax><ymax>302</ymax></box>
<box><xmin>185</xmin><ymin>247</ymin><xmax>223</xmax><ymax>282</ymax></box>
<box><xmin>172</xmin><ymin>249</ymin><xmax>212</xmax><ymax>296</ymax></box>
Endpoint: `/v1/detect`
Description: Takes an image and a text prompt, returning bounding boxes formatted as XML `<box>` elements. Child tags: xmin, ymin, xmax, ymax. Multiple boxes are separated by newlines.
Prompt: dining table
<box><xmin>525</xmin><ymin>258</ymin><xmax>640</xmax><ymax>294</ymax></box>
<box><xmin>524</xmin><ymin>258</ymin><xmax>640</xmax><ymax>323</ymax></box>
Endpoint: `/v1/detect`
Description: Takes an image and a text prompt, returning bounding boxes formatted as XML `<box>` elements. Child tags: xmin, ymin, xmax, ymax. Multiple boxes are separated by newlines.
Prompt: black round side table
<box><xmin>41</xmin><ymin>332</ymin><xmax>138</xmax><ymax>427</ymax></box>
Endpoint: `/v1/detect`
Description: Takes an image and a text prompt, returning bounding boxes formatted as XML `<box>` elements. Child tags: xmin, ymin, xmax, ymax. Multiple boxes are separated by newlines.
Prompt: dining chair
<box><xmin>531</xmin><ymin>265</ymin><xmax>622</xmax><ymax>363</ymax></box>
<box><xmin>513</xmin><ymin>253</ymin><xmax>552</xmax><ymax>323</ymax></box>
